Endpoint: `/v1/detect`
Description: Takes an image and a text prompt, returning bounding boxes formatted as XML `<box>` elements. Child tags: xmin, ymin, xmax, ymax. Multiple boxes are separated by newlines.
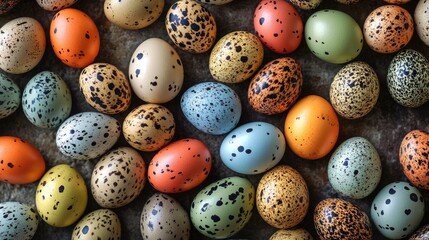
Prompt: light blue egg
<box><xmin>180</xmin><ymin>82</ymin><xmax>241</xmax><ymax>135</ymax></box>
<box><xmin>220</xmin><ymin>121</ymin><xmax>285</xmax><ymax>174</ymax></box>
<box><xmin>0</xmin><ymin>73</ymin><xmax>20</xmax><ymax>119</ymax></box>
<box><xmin>0</xmin><ymin>202</ymin><xmax>39</xmax><ymax>240</ymax></box>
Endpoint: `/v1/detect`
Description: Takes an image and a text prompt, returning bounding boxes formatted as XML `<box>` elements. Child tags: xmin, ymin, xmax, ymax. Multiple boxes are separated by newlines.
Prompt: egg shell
<box><xmin>0</xmin><ymin>136</ymin><xmax>45</xmax><ymax>184</ymax></box>
<box><xmin>400</xmin><ymin>130</ymin><xmax>429</xmax><ymax>190</ymax></box>
<box><xmin>129</xmin><ymin>38</ymin><xmax>184</xmax><ymax>103</ymax></box>
<box><xmin>314</xmin><ymin>198</ymin><xmax>372</xmax><ymax>240</ymax></box>
<box><xmin>384</xmin><ymin>0</ymin><xmax>411</xmax><ymax>4</ymax></box>
<box><xmin>0</xmin><ymin>0</ymin><xmax>21</xmax><ymax>14</ymax></box>
<box><xmin>50</xmin><ymin>8</ymin><xmax>100</xmax><ymax>68</ymax></box>
<box><xmin>256</xmin><ymin>165</ymin><xmax>309</xmax><ymax>229</ymax></box>
<box><xmin>0</xmin><ymin>202</ymin><xmax>38</xmax><ymax>240</ymax></box>
<box><xmin>305</xmin><ymin>10</ymin><xmax>363</xmax><ymax>64</ymax></box>
<box><xmin>190</xmin><ymin>176</ymin><xmax>254</xmax><ymax>239</ymax></box>
<box><xmin>0</xmin><ymin>73</ymin><xmax>20</xmax><ymax>119</ymax></box>
<box><xmin>0</xmin><ymin>17</ymin><xmax>46</xmax><ymax>74</ymax></box>
<box><xmin>371</xmin><ymin>181</ymin><xmax>425</xmax><ymax>239</ymax></box>
<box><xmin>415</xmin><ymin>0</ymin><xmax>429</xmax><ymax>46</ymax></box>
<box><xmin>91</xmin><ymin>147</ymin><xmax>146</xmax><ymax>208</ymax></box>
<box><xmin>35</xmin><ymin>164</ymin><xmax>88</xmax><ymax>227</ymax></box>
<box><xmin>253</xmin><ymin>0</ymin><xmax>303</xmax><ymax>54</ymax></box>
<box><xmin>409</xmin><ymin>224</ymin><xmax>429</xmax><ymax>239</ymax></box>
<box><xmin>36</xmin><ymin>0</ymin><xmax>78</xmax><ymax>11</ymax></box>
<box><xmin>363</xmin><ymin>5</ymin><xmax>414</xmax><ymax>54</ymax></box>
<box><xmin>335</xmin><ymin>0</ymin><xmax>360</xmax><ymax>4</ymax></box>
<box><xmin>148</xmin><ymin>138</ymin><xmax>211</xmax><ymax>193</ymax></box>
<box><xmin>220</xmin><ymin>121</ymin><xmax>286</xmax><ymax>175</ymax></box>
<box><xmin>330</xmin><ymin>61</ymin><xmax>379</xmax><ymax>119</ymax></box>
<box><xmin>196</xmin><ymin>0</ymin><xmax>233</xmax><ymax>4</ymax></box>
<box><xmin>181</xmin><ymin>82</ymin><xmax>241</xmax><ymax>135</ymax></box>
<box><xmin>248</xmin><ymin>57</ymin><xmax>303</xmax><ymax>115</ymax></box>
<box><xmin>165</xmin><ymin>0</ymin><xmax>217</xmax><ymax>53</ymax></box>
<box><xmin>328</xmin><ymin>137</ymin><xmax>382</xmax><ymax>199</ymax></box>
<box><xmin>104</xmin><ymin>0</ymin><xmax>164</xmax><ymax>30</ymax></box>
<box><xmin>80</xmin><ymin>63</ymin><xmax>131</xmax><ymax>114</ymax></box>
<box><xmin>269</xmin><ymin>229</ymin><xmax>314</xmax><ymax>240</ymax></box>
<box><xmin>140</xmin><ymin>193</ymin><xmax>190</xmax><ymax>240</ymax></box>
<box><xmin>387</xmin><ymin>49</ymin><xmax>429</xmax><ymax>108</ymax></box>
<box><xmin>56</xmin><ymin>112</ymin><xmax>121</xmax><ymax>160</ymax></box>
<box><xmin>22</xmin><ymin>71</ymin><xmax>72</xmax><ymax>128</ymax></box>
<box><xmin>284</xmin><ymin>95</ymin><xmax>339</xmax><ymax>160</ymax></box>
<box><xmin>72</xmin><ymin>209</ymin><xmax>121</xmax><ymax>240</ymax></box>
<box><xmin>209</xmin><ymin>31</ymin><xmax>264</xmax><ymax>84</ymax></box>
<box><xmin>289</xmin><ymin>0</ymin><xmax>321</xmax><ymax>10</ymax></box>
<box><xmin>123</xmin><ymin>104</ymin><xmax>175</xmax><ymax>152</ymax></box>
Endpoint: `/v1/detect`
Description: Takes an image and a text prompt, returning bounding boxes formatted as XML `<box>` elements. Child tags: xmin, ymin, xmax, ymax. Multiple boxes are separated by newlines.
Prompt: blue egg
<box><xmin>0</xmin><ymin>202</ymin><xmax>39</xmax><ymax>240</ymax></box>
<box><xmin>180</xmin><ymin>82</ymin><xmax>241</xmax><ymax>135</ymax></box>
<box><xmin>220</xmin><ymin>122</ymin><xmax>286</xmax><ymax>174</ymax></box>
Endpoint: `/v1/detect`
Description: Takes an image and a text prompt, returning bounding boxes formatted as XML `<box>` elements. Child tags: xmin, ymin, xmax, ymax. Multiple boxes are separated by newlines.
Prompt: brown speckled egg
<box><xmin>330</xmin><ymin>61</ymin><xmax>379</xmax><ymax>119</ymax></box>
<box><xmin>256</xmin><ymin>165</ymin><xmax>309</xmax><ymax>229</ymax></box>
<box><xmin>384</xmin><ymin>0</ymin><xmax>411</xmax><ymax>4</ymax></box>
<box><xmin>123</xmin><ymin>104</ymin><xmax>175</xmax><ymax>152</ymax></box>
<box><xmin>399</xmin><ymin>130</ymin><xmax>429</xmax><ymax>190</ymax></box>
<box><xmin>209</xmin><ymin>31</ymin><xmax>264</xmax><ymax>83</ymax></box>
<box><xmin>248</xmin><ymin>57</ymin><xmax>303</xmax><ymax>115</ymax></box>
<box><xmin>165</xmin><ymin>0</ymin><xmax>216</xmax><ymax>53</ymax></box>
<box><xmin>415</xmin><ymin>0</ymin><xmax>429</xmax><ymax>46</ymax></box>
<box><xmin>0</xmin><ymin>0</ymin><xmax>20</xmax><ymax>14</ymax></box>
<box><xmin>289</xmin><ymin>0</ymin><xmax>321</xmax><ymax>10</ymax></box>
<box><xmin>410</xmin><ymin>224</ymin><xmax>429</xmax><ymax>239</ymax></box>
<box><xmin>80</xmin><ymin>63</ymin><xmax>131</xmax><ymax>114</ymax></box>
<box><xmin>314</xmin><ymin>198</ymin><xmax>372</xmax><ymax>240</ymax></box>
<box><xmin>363</xmin><ymin>5</ymin><xmax>414</xmax><ymax>54</ymax></box>
<box><xmin>270</xmin><ymin>229</ymin><xmax>314</xmax><ymax>240</ymax></box>
<box><xmin>36</xmin><ymin>0</ymin><xmax>78</xmax><ymax>11</ymax></box>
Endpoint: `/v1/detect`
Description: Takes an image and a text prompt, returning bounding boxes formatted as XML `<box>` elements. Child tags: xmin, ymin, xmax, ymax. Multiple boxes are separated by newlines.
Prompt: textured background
<box><xmin>0</xmin><ymin>0</ymin><xmax>429</xmax><ymax>239</ymax></box>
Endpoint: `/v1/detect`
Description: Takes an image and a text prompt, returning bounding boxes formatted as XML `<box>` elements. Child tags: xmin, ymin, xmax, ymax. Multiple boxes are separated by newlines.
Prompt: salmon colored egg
<box><xmin>284</xmin><ymin>95</ymin><xmax>339</xmax><ymax>160</ymax></box>
<box><xmin>50</xmin><ymin>8</ymin><xmax>100</xmax><ymax>68</ymax></box>
<box><xmin>0</xmin><ymin>136</ymin><xmax>45</xmax><ymax>184</ymax></box>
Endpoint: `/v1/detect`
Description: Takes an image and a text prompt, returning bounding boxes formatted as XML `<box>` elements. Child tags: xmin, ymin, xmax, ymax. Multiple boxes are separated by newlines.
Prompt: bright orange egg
<box><xmin>284</xmin><ymin>95</ymin><xmax>339</xmax><ymax>160</ymax></box>
<box><xmin>50</xmin><ymin>8</ymin><xmax>100</xmax><ymax>68</ymax></box>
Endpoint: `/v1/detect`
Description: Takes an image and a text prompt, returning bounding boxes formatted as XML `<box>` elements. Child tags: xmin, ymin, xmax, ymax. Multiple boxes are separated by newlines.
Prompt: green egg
<box><xmin>0</xmin><ymin>73</ymin><xmax>20</xmax><ymax>119</ymax></box>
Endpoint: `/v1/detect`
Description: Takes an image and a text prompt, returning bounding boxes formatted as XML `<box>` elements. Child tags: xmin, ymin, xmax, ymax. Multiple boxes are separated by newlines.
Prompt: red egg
<box><xmin>254</xmin><ymin>0</ymin><xmax>303</xmax><ymax>54</ymax></box>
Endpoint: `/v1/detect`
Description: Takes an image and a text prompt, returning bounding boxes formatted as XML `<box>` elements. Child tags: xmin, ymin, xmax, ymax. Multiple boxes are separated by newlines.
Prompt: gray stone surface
<box><xmin>0</xmin><ymin>0</ymin><xmax>428</xmax><ymax>239</ymax></box>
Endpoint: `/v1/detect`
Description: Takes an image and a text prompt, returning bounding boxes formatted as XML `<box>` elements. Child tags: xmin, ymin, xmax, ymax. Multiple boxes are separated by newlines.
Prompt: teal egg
<box><xmin>0</xmin><ymin>202</ymin><xmax>39</xmax><ymax>240</ymax></box>
<box><xmin>0</xmin><ymin>73</ymin><xmax>20</xmax><ymax>119</ymax></box>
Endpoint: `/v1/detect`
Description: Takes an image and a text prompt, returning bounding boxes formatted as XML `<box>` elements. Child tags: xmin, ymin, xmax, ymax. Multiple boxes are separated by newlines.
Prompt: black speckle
<box><xmin>259</xmin><ymin>17</ymin><xmax>265</xmax><ymax>25</ymax></box>
<box><xmin>389</xmin><ymin>188</ymin><xmax>396</xmax><ymax>195</ymax></box>
<box><xmin>59</xmin><ymin>185</ymin><xmax>64</xmax><ymax>193</ymax></box>
<box><xmin>211</xmin><ymin>215</ymin><xmax>220</xmax><ymax>222</ymax></box>
<box><xmin>410</xmin><ymin>193</ymin><xmax>418</xmax><ymax>202</ymax></box>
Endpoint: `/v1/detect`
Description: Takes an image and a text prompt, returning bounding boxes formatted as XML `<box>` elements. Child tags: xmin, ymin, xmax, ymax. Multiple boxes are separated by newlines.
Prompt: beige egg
<box><xmin>415</xmin><ymin>0</ymin><xmax>429</xmax><ymax>46</ymax></box>
<box><xmin>363</xmin><ymin>5</ymin><xmax>414</xmax><ymax>54</ymax></box>
<box><xmin>270</xmin><ymin>229</ymin><xmax>314</xmax><ymax>240</ymax></box>
<box><xmin>0</xmin><ymin>17</ymin><xmax>46</xmax><ymax>74</ymax></box>
<box><xmin>256</xmin><ymin>165</ymin><xmax>309</xmax><ymax>229</ymax></box>
<box><xmin>123</xmin><ymin>104</ymin><xmax>175</xmax><ymax>152</ymax></box>
<box><xmin>289</xmin><ymin>0</ymin><xmax>321</xmax><ymax>10</ymax></box>
<box><xmin>72</xmin><ymin>209</ymin><xmax>121</xmax><ymax>240</ymax></box>
<box><xmin>104</xmin><ymin>0</ymin><xmax>164</xmax><ymax>30</ymax></box>
<box><xmin>80</xmin><ymin>63</ymin><xmax>131</xmax><ymax>114</ymax></box>
<box><xmin>36</xmin><ymin>0</ymin><xmax>78</xmax><ymax>11</ymax></box>
<box><xmin>209</xmin><ymin>31</ymin><xmax>263</xmax><ymax>84</ymax></box>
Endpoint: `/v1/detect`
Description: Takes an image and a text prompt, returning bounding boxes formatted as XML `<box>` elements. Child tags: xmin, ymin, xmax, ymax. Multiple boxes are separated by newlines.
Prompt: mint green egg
<box><xmin>305</xmin><ymin>9</ymin><xmax>363</xmax><ymax>64</ymax></box>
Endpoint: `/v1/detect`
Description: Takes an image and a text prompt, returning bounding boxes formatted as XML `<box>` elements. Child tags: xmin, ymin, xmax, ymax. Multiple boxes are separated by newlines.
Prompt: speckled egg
<box><xmin>289</xmin><ymin>0</ymin><xmax>321</xmax><ymax>10</ymax></box>
<box><xmin>220</xmin><ymin>122</ymin><xmax>286</xmax><ymax>175</ymax></box>
<box><xmin>196</xmin><ymin>0</ymin><xmax>233</xmax><ymax>4</ymax></box>
<box><xmin>371</xmin><ymin>181</ymin><xmax>425</xmax><ymax>239</ymax></box>
<box><xmin>91</xmin><ymin>147</ymin><xmax>146</xmax><ymax>208</ymax></box>
<box><xmin>123</xmin><ymin>104</ymin><xmax>175</xmax><ymax>152</ymax></box>
<box><xmin>387</xmin><ymin>49</ymin><xmax>429</xmax><ymax>108</ymax></box>
<box><xmin>0</xmin><ymin>17</ymin><xmax>46</xmax><ymax>74</ymax></box>
<box><xmin>140</xmin><ymin>193</ymin><xmax>190</xmax><ymax>240</ymax></box>
<box><xmin>384</xmin><ymin>0</ymin><xmax>411</xmax><ymax>4</ymax></box>
<box><xmin>400</xmin><ymin>130</ymin><xmax>429</xmax><ymax>190</ymax></box>
<box><xmin>0</xmin><ymin>202</ymin><xmax>38</xmax><ymax>240</ymax></box>
<box><xmin>314</xmin><ymin>198</ymin><xmax>372</xmax><ymax>240</ymax></box>
<box><xmin>80</xmin><ymin>63</ymin><xmax>131</xmax><ymax>114</ymax></box>
<box><xmin>128</xmin><ymin>38</ymin><xmax>183</xmax><ymax>103</ymax></box>
<box><xmin>257</xmin><ymin>165</ymin><xmax>309</xmax><ymax>229</ymax></box>
<box><xmin>248</xmin><ymin>57</ymin><xmax>303</xmax><ymax>115</ymax></box>
<box><xmin>335</xmin><ymin>0</ymin><xmax>360</xmax><ymax>4</ymax></box>
<box><xmin>269</xmin><ymin>229</ymin><xmax>314</xmax><ymax>240</ymax></box>
<box><xmin>305</xmin><ymin>10</ymin><xmax>363</xmax><ymax>64</ymax></box>
<box><xmin>36</xmin><ymin>0</ymin><xmax>78</xmax><ymax>11</ymax></box>
<box><xmin>363</xmin><ymin>5</ymin><xmax>414</xmax><ymax>54</ymax></box>
<box><xmin>148</xmin><ymin>138</ymin><xmax>211</xmax><ymax>193</ymax></box>
<box><xmin>209</xmin><ymin>31</ymin><xmax>264</xmax><ymax>84</ymax></box>
<box><xmin>104</xmin><ymin>0</ymin><xmax>164</xmax><ymax>30</ymax></box>
<box><xmin>328</xmin><ymin>137</ymin><xmax>382</xmax><ymax>199</ymax></box>
<box><xmin>190</xmin><ymin>176</ymin><xmax>254</xmax><ymax>239</ymax></box>
<box><xmin>56</xmin><ymin>112</ymin><xmax>121</xmax><ymax>160</ymax></box>
<box><xmin>165</xmin><ymin>0</ymin><xmax>217</xmax><ymax>53</ymax></box>
<box><xmin>35</xmin><ymin>164</ymin><xmax>88</xmax><ymax>227</ymax></box>
<box><xmin>72</xmin><ymin>209</ymin><xmax>121</xmax><ymax>240</ymax></box>
<box><xmin>415</xmin><ymin>0</ymin><xmax>429</xmax><ymax>46</ymax></box>
<box><xmin>0</xmin><ymin>73</ymin><xmax>20</xmax><ymax>119</ymax></box>
<box><xmin>181</xmin><ymin>82</ymin><xmax>241</xmax><ymax>135</ymax></box>
<box><xmin>330</xmin><ymin>62</ymin><xmax>379</xmax><ymax>119</ymax></box>
<box><xmin>22</xmin><ymin>71</ymin><xmax>72</xmax><ymax>128</ymax></box>
<box><xmin>410</xmin><ymin>224</ymin><xmax>429</xmax><ymax>239</ymax></box>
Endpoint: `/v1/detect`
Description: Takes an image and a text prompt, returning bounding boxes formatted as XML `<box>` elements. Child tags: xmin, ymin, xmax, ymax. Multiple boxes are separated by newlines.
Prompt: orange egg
<box><xmin>284</xmin><ymin>95</ymin><xmax>339</xmax><ymax>160</ymax></box>
<box><xmin>50</xmin><ymin>8</ymin><xmax>100</xmax><ymax>68</ymax></box>
<box><xmin>0</xmin><ymin>136</ymin><xmax>46</xmax><ymax>184</ymax></box>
